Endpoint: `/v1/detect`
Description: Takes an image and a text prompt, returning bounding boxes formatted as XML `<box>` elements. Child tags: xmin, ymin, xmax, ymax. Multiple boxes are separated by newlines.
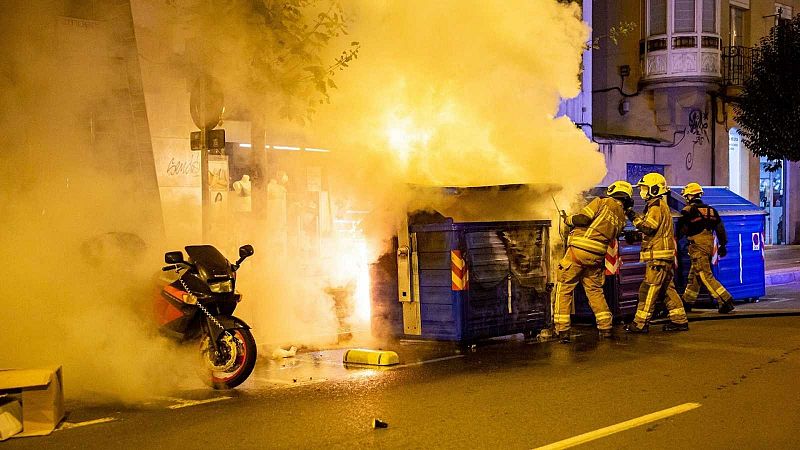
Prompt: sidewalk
<box><xmin>764</xmin><ymin>245</ymin><xmax>800</xmax><ymax>286</ymax></box>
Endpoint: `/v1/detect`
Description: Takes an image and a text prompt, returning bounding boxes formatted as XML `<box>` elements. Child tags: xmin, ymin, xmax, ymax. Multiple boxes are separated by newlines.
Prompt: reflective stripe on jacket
<box><xmin>566</xmin><ymin>197</ymin><xmax>626</xmax><ymax>256</ymax></box>
<box><xmin>633</xmin><ymin>197</ymin><xmax>676</xmax><ymax>262</ymax></box>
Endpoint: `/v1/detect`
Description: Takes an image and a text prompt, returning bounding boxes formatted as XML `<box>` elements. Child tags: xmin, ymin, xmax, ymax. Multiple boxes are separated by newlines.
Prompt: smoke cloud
<box><xmin>1</xmin><ymin>0</ymin><xmax>605</xmax><ymax>402</ymax></box>
<box><xmin>312</xmin><ymin>0</ymin><xmax>605</xmax><ymax>247</ymax></box>
<box><xmin>0</xmin><ymin>2</ymin><xmax>197</xmax><ymax>402</ymax></box>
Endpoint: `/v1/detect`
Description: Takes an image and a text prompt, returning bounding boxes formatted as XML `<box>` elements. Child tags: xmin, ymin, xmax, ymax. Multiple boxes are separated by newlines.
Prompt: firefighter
<box><xmin>552</xmin><ymin>181</ymin><xmax>633</xmax><ymax>343</ymax></box>
<box><xmin>678</xmin><ymin>183</ymin><xmax>735</xmax><ymax>314</ymax></box>
<box><xmin>624</xmin><ymin>173</ymin><xmax>689</xmax><ymax>333</ymax></box>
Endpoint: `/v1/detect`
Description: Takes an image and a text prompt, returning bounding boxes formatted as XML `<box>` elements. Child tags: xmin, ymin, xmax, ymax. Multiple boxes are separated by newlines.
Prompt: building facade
<box><xmin>582</xmin><ymin>0</ymin><xmax>800</xmax><ymax>245</ymax></box>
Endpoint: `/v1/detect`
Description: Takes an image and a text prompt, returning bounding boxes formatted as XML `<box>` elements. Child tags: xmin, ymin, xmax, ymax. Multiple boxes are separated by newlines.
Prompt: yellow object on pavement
<box><xmin>343</xmin><ymin>349</ymin><xmax>399</xmax><ymax>366</ymax></box>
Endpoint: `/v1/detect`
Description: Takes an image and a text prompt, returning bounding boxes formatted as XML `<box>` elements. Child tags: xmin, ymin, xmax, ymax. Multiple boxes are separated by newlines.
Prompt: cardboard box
<box><xmin>0</xmin><ymin>398</ymin><xmax>23</xmax><ymax>440</ymax></box>
<box><xmin>0</xmin><ymin>367</ymin><xmax>64</xmax><ymax>438</ymax></box>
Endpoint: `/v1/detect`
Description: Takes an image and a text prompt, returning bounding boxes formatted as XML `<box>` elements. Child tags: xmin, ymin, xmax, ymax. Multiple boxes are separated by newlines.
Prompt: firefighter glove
<box><xmin>624</xmin><ymin>230</ymin><xmax>641</xmax><ymax>244</ymax></box>
<box><xmin>624</xmin><ymin>207</ymin><xmax>637</xmax><ymax>221</ymax></box>
<box><xmin>718</xmin><ymin>246</ymin><xmax>727</xmax><ymax>258</ymax></box>
<box><xmin>622</xmin><ymin>196</ymin><xmax>634</xmax><ymax>210</ymax></box>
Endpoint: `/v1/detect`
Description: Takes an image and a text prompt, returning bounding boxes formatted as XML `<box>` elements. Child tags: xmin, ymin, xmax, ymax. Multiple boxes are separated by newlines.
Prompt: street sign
<box><xmin>190</xmin><ymin>129</ymin><xmax>226</xmax><ymax>151</ymax></box>
<box><xmin>189</xmin><ymin>75</ymin><xmax>225</xmax><ymax>130</ymax></box>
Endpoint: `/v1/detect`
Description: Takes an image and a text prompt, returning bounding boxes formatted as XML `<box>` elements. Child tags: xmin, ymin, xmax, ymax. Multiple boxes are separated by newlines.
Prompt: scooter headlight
<box><xmin>209</xmin><ymin>279</ymin><xmax>233</xmax><ymax>293</ymax></box>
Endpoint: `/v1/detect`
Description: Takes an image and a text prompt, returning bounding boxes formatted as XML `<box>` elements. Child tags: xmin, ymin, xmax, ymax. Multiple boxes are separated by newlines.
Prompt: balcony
<box><xmin>721</xmin><ymin>46</ymin><xmax>758</xmax><ymax>96</ymax></box>
<box><xmin>639</xmin><ymin>33</ymin><xmax>722</xmax><ymax>88</ymax></box>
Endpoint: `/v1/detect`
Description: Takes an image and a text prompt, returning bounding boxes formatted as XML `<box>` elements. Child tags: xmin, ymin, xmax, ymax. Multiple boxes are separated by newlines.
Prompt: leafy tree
<box><xmin>171</xmin><ymin>0</ymin><xmax>359</xmax><ymax>124</ymax></box>
<box><xmin>734</xmin><ymin>14</ymin><xmax>800</xmax><ymax>162</ymax></box>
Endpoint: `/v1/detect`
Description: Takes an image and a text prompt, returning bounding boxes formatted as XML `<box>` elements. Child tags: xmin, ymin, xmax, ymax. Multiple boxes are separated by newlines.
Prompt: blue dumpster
<box><xmin>371</xmin><ymin>215</ymin><xmax>552</xmax><ymax>341</ymax></box>
<box><xmin>672</xmin><ymin>187</ymin><xmax>766</xmax><ymax>302</ymax></box>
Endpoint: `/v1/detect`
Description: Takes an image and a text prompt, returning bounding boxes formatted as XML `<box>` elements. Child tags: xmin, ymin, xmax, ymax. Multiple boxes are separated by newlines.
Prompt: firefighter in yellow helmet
<box><xmin>677</xmin><ymin>183</ymin><xmax>735</xmax><ymax>314</ymax></box>
<box><xmin>624</xmin><ymin>173</ymin><xmax>689</xmax><ymax>333</ymax></box>
<box><xmin>552</xmin><ymin>181</ymin><xmax>633</xmax><ymax>343</ymax></box>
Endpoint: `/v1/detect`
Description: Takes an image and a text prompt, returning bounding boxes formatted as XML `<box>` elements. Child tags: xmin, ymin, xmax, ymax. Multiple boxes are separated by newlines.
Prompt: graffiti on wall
<box><xmin>688</xmin><ymin>109</ymin><xmax>709</xmax><ymax>146</ymax></box>
<box><xmin>166</xmin><ymin>153</ymin><xmax>201</xmax><ymax>177</ymax></box>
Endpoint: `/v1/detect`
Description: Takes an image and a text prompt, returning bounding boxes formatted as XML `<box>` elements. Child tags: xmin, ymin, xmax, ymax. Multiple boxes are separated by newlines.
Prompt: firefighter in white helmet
<box><xmin>677</xmin><ymin>182</ymin><xmax>735</xmax><ymax>314</ymax></box>
<box><xmin>552</xmin><ymin>181</ymin><xmax>633</xmax><ymax>343</ymax></box>
<box><xmin>624</xmin><ymin>173</ymin><xmax>689</xmax><ymax>333</ymax></box>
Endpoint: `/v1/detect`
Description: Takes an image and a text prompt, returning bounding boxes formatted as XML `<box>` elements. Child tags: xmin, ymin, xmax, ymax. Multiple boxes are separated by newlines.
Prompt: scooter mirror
<box><xmin>239</xmin><ymin>245</ymin><xmax>254</xmax><ymax>259</ymax></box>
<box><xmin>165</xmin><ymin>251</ymin><xmax>184</xmax><ymax>264</ymax></box>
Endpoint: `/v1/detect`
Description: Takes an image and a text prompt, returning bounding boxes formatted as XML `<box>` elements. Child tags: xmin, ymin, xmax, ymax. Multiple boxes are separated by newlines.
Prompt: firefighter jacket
<box><xmin>632</xmin><ymin>196</ymin><xmax>676</xmax><ymax>262</ymax></box>
<box><xmin>676</xmin><ymin>199</ymin><xmax>728</xmax><ymax>248</ymax></box>
<box><xmin>565</xmin><ymin>197</ymin><xmax>626</xmax><ymax>256</ymax></box>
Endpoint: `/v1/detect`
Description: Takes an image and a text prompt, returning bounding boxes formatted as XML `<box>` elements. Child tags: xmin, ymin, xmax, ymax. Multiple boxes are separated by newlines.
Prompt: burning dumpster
<box><xmin>370</xmin><ymin>185</ymin><xmax>553</xmax><ymax>342</ymax></box>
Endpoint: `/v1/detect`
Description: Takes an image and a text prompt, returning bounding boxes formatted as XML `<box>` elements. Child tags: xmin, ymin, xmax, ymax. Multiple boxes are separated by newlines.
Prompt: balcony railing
<box><xmin>722</xmin><ymin>46</ymin><xmax>758</xmax><ymax>87</ymax></box>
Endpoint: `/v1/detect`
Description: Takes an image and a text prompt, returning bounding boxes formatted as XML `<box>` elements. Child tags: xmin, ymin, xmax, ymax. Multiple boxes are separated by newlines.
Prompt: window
<box><xmin>650</xmin><ymin>0</ymin><xmax>667</xmax><ymax>35</ymax></box>
<box><xmin>675</xmin><ymin>0</ymin><xmax>696</xmax><ymax>32</ymax></box>
<box><xmin>730</xmin><ymin>7</ymin><xmax>745</xmax><ymax>46</ymax></box>
<box><xmin>702</xmin><ymin>0</ymin><xmax>716</xmax><ymax>32</ymax></box>
<box><xmin>627</xmin><ymin>163</ymin><xmax>666</xmax><ymax>184</ymax></box>
<box><xmin>775</xmin><ymin>4</ymin><xmax>792</xmax><ymax>27</ymax></box>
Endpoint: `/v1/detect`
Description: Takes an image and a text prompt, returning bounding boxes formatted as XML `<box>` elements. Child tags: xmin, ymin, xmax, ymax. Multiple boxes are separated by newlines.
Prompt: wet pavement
<box><xmin>4</xmin><ymin>281</ymin><xmax>800</xmax><ymax>449</ymax></box>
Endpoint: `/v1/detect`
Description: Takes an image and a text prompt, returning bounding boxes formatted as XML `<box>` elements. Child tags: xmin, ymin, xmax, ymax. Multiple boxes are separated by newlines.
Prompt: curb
<box><xmin>765</xmin><ymin>269</ymin><xmax>800</xmax><ymax>286</ymax></box>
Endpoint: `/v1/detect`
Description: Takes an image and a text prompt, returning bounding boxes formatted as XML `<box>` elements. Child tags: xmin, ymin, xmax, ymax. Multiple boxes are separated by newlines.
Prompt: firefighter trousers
<box><xmin>633</xmin><ymin>260</ymin><xmax>688</xmax><ymax>327</ymax></box>
<box><xmin>683</xmin><ymin>245</ymin><xmax>732</xmax><ymax>305</ymax></box>
<box><xmin>553</xmin><ymin>247</ymin><xmax>613</xmax><ymax>333</ymax></box>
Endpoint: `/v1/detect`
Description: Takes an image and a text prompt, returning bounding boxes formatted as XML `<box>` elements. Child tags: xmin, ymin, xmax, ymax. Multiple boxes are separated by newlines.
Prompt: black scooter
<box><xmin>155</xmin><ymin>244</ymin><xmax>257</xmax><ymax>389</ymax></box>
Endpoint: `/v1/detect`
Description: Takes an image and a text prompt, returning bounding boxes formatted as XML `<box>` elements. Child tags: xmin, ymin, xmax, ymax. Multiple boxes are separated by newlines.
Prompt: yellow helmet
<box><xmin>606</xmin><ymin>180</ymin><xmax>633</xmax><ymax>199</ymax></box>
<box><xmin>681</xmin><ymin>182</ymin><xmax>703</xmax><ymax>198</ymax></box>
<box><xmin>636</xmin><ymin>172</ymin><xmax>669</xmax><ymax>199</ymax></box>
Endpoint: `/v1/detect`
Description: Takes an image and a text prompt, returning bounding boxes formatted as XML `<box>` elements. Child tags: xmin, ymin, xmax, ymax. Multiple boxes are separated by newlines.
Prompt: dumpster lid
<box><xmin>407</xmin><ymin>183</ymin><xmax>560</xmax><ymax>223</ymax></box>
<box><xmin>590</xmin><ymin>186</ymin><xmax>765</xmax><ymax>217</ymax></box>
<box><xmin>668</xmin><ymin>186</ymin><xmax>766</xmax><ymax>216</ymax></box>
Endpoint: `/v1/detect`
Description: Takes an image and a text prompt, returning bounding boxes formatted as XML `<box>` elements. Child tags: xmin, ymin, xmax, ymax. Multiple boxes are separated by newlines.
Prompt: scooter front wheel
<box><xmin>200</xmin><ymin>325</ymin><xmax>257</xmax><ymax>389</ymax></box>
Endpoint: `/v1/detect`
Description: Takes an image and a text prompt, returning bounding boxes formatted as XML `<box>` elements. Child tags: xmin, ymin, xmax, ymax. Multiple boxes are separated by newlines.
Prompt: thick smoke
<box><xmin>232</xmin><ymin>0</ymin><xmax>606</xmax><ymax>350</ymax></box>
<box><xmin>1</xmin><ymin>0</ymin><xmax>605</xmax><ymax>402</ymax></box>
<box><xmin>311</xmin><ymin>0</ymin><xmax>605</xmax><ymax>250</ymax></box>
<box><xmin>0</xmin><ymin>2</ymin><xmax>198</xmax><ymax>402</ymax></box>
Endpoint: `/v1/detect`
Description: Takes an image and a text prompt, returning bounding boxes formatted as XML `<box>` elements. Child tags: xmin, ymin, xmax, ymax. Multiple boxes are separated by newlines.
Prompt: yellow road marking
<box><xmin>533</xmin><ymin>402</ymin><xmax>702</xmax><ymax>450</ymax></box>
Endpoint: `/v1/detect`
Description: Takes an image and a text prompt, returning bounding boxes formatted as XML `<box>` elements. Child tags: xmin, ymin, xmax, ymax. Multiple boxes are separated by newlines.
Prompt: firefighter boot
<box><xmin>662</xmin><ymin>321</ymin><xmax>689</xmax><ymax>332</ymax></box>
<box><xmin>718</xmin><ymin>301</ymin><xmax>736</xmax><ymax>314</ymax></box>
<box><xmin>598</xmin><ymin>328</ymin><xmax>614</xmax><ymax>340</ymax></box>
<box><xmin>624</xmin><ymin>323</ymin><xmax>649</xmax><ymax>334</ymax></box>
<box><xmin>557</xmin><ymin>330</ymin><xmax>571</xmax><ymax>343</ymax></box>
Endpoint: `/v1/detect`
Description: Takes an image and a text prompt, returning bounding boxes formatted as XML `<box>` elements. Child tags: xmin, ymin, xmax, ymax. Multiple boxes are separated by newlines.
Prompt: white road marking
<box><xmin>533</xmin><ymin>402</ymin><xmax>702</xmax><ymax>450</ymax></box>
<box><xmin>166</xmin><ymin>396</ymin><xmax>232</xmax><ymax>409</ymax></box>
<box><xmin>387</xmin><ymin>354</ymin><xmax>465</xmax><ymax>369</ymax></box>
<box><xmin>57</xmin><ymin>417</ymin><xmax>116</xmax><ymax>431</ymax></box>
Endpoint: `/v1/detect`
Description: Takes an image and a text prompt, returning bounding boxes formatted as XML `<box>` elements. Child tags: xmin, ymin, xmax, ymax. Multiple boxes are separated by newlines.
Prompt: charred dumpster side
<box><xmin>371</xmin><ymin>217</ymin><xmax>551</xmax><ymax>342</ymax></box>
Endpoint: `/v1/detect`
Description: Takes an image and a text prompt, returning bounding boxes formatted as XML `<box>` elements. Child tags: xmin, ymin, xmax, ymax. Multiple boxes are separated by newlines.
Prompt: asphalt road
<box><xmin>5</xmin><ymin>283</ymin><xmax>800</xmax><ymax>449</ymax></box>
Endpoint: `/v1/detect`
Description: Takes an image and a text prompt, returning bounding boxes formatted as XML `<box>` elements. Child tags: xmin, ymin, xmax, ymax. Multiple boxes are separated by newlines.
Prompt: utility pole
<box><xmin>189</xmin><ymin>75</ymin><xmax>226</xmax><ymax>241</ymax></box>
